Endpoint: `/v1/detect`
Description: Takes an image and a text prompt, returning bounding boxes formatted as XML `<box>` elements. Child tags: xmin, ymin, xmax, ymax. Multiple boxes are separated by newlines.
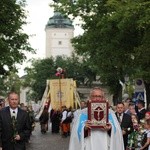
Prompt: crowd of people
<box><xmin>0</xmin><ymin>89</ymin><xmax>149</xmax><ymax>150</ymax></box>
<box><xmin>39</xmin><ymin>87</ymin><xmax>150</xmax><ymax>150</ymax></box>
<box><xmin>68</xmin><ymin>88</ymin><xmax>150</xmax><ymax>150</ymax></box>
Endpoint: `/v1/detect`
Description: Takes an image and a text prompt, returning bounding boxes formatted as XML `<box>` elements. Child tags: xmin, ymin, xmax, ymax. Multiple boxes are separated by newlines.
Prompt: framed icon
<box><xmin>88</xmin><ymin>101</ymin><xmax>108</xmax><ymax>128</ymax></box>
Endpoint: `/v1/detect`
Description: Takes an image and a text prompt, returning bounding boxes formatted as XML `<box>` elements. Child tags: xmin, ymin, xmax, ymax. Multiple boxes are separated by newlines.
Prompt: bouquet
<box><xmin>128</xmin><ymin>129</ymin><xmax>139</xmax><ymax>149</ymax></box>
<box><xmin>127</xmin><ymin>124</ymin><xmax>143</xmax><ymax>149</ymax></box>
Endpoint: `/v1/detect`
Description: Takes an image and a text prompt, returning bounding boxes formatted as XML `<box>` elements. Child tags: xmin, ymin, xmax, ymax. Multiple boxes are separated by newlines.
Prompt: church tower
<box><xmin>45</xmin><ymin>12</ymin><xmax>74</xmax><ymax>58</ymax></box>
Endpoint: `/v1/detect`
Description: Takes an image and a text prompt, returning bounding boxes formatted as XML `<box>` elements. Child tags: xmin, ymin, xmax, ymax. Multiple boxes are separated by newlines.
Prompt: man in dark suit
<box><xmin>0</xmin><ymin>91</ymin><xmax>31</xmax><ymax>150</ymax></box>
<box><xmin>115</xmin><ymin>102</ymin><xmax>133</xmax><ymax>149</ymax></box>
<box><xmin>136</xmin><ymin>100</ymin><xmax>147</xmax><ymax>120</ymax></box>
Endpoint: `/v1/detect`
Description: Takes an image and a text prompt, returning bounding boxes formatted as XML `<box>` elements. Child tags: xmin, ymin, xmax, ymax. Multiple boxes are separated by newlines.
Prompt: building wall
<box><xmin>20</xmin><ymin>87</ymin><xmax>30</xmax><ymax>106</ymax></box>
<box><xmin>45</xmin><ymin>28</ymin><xmax>74</xmax><ymax>58</ymax></box>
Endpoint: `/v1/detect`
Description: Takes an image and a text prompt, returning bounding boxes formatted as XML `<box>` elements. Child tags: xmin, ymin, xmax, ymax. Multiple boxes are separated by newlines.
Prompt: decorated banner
<box><xmin>49</xmin><ymin>79</ymin><xmax>75</xmax><ymax>109</ymax></box>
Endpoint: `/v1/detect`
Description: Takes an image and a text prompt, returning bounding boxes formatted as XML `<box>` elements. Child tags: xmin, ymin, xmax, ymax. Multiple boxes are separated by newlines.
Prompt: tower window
<box><xmin>58</xmin><ymin>41</ymin><xmax>62</xmax><ymax>45</ymax></box>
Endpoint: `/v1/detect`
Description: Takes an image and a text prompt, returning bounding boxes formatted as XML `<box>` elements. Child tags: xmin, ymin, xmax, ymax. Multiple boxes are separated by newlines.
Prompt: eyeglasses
<box><xmin>91</xmin><ymin>95</ymin><xmax>103</xmax><ymax>98</ymax></box>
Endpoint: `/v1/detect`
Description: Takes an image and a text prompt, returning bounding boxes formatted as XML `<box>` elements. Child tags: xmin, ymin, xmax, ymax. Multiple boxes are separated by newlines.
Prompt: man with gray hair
<box><xmin>69</xmin><ymin>87</ymin><xmax>124</xmax><ymax>150</ymax></box>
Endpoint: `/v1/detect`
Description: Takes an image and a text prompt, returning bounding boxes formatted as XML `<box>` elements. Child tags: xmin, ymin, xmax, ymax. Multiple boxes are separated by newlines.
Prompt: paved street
<box><xmin>27</xmin><ymin>123</ymin><xmax>70</xmax><ymax>150</ymax></box>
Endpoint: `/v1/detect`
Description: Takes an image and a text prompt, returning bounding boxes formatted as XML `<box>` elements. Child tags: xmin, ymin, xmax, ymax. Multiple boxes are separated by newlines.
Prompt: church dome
<box><xmin>46</xmin><ymin>12</ymin><xmax>74</xmax><ymax>28</ymax></box>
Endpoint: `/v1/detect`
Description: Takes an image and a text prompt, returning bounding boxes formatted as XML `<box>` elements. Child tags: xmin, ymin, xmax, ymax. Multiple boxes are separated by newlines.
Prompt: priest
<box><xmin>69</xmin><ymin>87</ymin><xmax>124</xmax><ymax>150</ymax></box>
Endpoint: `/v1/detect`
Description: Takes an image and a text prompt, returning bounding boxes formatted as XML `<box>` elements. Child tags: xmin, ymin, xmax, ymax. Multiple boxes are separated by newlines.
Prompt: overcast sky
<box><xmin>24</xmin><ymin>0</ymin><xmax>53</xmax><ymax>58</ymax></box>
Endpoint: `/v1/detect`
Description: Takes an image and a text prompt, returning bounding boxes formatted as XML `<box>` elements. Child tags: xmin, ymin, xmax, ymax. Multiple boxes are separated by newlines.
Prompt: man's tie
<box><xmin>118</xmin><ymin>113</ymin><xmax>122</xmax><ymax>124</ymax></box>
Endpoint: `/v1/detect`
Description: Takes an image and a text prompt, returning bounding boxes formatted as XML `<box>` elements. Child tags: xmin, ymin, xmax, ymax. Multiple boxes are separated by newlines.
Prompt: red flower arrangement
<box><xmin>55</xmin><ymin>67</ymin><xmax>65</xmax><ymax>78</ymax></box>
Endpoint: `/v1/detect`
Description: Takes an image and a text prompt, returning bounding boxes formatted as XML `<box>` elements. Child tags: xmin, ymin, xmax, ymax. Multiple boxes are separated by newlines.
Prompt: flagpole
<box><xmin>56</xmin><ymin>67</ymin><xmax>64</xmax><ymax>110</ymax></box>
<box><xmin>59</xmin><ymin>75</ymin><xmax>62</xmax><ymax>109</ymax></box>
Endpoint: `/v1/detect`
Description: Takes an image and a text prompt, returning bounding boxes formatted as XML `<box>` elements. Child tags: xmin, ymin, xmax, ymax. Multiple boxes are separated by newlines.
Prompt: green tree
<box><xmin>55</xmin><ymin>54</ymin><xmax>96</xmax><ymax>86</ymax></box>
<box><xmin>0</xmin><ymin>0</ymin><xmax>34</xmax><ymax>75</ymax></box>
<box><xmin>52</xmin><ymin>0</ymin><xmax>150</xmax><ymax>103</ymax></box>
<box><xmin>0</xmin><ymin>71</ymin><xmax>22</xmax><ymax>97</ymax></box>
<box><xmin>23</xmin><ymin>55</ymin><xmax>96</xmax><ymax>101</ymax></box>
<box><xmin>23</xmin><ymin>57</ymin><xmax>56</xmax><ymax>101</ymax></box>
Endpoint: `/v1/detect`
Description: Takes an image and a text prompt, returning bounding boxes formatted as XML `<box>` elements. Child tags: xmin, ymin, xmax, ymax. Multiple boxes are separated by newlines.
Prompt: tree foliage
<box><xmin>52</xmin><ymin>0</ymin><xmax>150</xmax><ymax>102</ymax></box>
<box><xmin>0</xmin><ymin>71</ymin><xmax>21</xmax><ymax>97</ymax></box>
<box><xmin>0</xmin><ymin>0</ymin><xmax>34</xmax><ymax>75</ymax></box>
<box><xmin>23</xmin><ymin>55</ymin><xmax>96</xmax><ymax>101</ymax></box>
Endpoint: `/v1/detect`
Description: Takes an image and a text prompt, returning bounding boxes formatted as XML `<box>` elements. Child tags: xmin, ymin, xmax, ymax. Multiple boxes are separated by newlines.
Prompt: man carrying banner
<box><xmin>69</xmin><ymin>87</ymin><xmax>124</xmax><ymax>150</ymax></box>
